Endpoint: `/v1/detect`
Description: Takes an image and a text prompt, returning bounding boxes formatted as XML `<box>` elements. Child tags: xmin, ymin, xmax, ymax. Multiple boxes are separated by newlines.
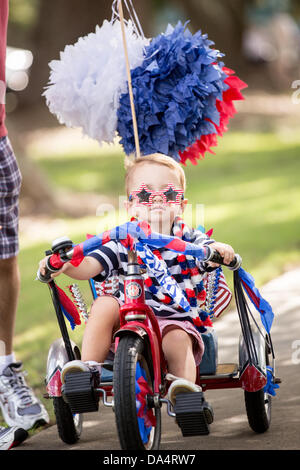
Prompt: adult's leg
<box><xmin>0</xmin><ymin>136</ymin><xmax>22</xmax><ymax>361</ymax></box>
<box><xmin>0</xmin><ymin>137</ymin><xmax>49</xmax><ymax>429</ymax></box>
<box><xmin>0</xmin><ymin>256</ymin><xmax>20</xmax><ymax>355</ymax></box>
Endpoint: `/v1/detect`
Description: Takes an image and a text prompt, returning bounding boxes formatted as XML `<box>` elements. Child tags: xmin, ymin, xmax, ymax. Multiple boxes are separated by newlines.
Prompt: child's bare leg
<box><xmin>81</xmin><ymin>296</ymin><xmax>120</xmax><ymax>363</ymax></box>
<box><xmin>162</xmin><ymin>327</ymin><xmax>196</xmax><ymax>383</ymax></box>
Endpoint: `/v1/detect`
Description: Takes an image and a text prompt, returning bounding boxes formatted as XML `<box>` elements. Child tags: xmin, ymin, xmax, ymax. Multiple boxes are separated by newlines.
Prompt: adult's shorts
<box><xmin>0</xmin><ymin>136</ymin><xmax>22</xmax><ymax>259</ymax></box>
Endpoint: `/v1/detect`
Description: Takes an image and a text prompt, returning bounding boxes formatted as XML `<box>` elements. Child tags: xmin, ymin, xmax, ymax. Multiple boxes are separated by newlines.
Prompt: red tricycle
<box><xmin>38</xmin><ymin>224</ymin><xmax>280</xmax><ymax>450</ymax></box>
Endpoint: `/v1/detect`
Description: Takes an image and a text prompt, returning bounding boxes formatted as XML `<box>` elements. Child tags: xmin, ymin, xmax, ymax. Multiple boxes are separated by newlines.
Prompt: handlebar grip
<box><xmin>36</xmin><ymin>252</ymin><xmax>69</xmax><ymax>284</ymax></box>
<box><xmin>205</xmin><ymin>247</ymin><xmax>242</xmax><ymax>271</ymax></box>
<box><xmin>36</xmin><ymin>268</ymin><xmax>52</xmax><ymax>284</ymax></box>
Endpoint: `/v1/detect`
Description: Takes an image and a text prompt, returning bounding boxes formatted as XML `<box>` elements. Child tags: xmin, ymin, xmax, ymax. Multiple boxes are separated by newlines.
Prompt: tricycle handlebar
<box><xmin>204</xmin><ymin>245</ymin><xmax>242</xmax><ymax>271</ymax></box>
<box><xmin>37</xmin><ymin>226</ymin><xmax>242</xmax><ymax>284</ymax></box>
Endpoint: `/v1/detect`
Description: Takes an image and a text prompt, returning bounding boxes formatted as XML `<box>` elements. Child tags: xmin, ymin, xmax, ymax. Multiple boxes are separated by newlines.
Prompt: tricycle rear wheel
<box><xmin>113</xmin><ymin>334</ymin><xmax>161</xmax><ymax>450</ymax></box>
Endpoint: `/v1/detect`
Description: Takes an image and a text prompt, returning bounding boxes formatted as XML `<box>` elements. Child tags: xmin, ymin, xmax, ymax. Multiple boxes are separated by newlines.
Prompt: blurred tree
<box><xmin>5</xmin><ymin>0</ymin><xmax>300</xmax><ymax>214</ymax></box>
<box><xmin>291</xmin><ymin>0</ymin><xmax>300</xmax><ymax>19</ymax></box>
<box><xmin>7</xmin><ymin>0</ymin><xmax>39</xmax><ymax>44</ymax></box>
<box><xmin>168</xmin><ymin>0</ymin><xmax>251</xmax><ymax>71</ymax></box>
<box><xmin>19</xmin><ymin>0</ymin><xmax>154</xmax><ymax>109</ymax></box>
<box><xmin>7</xmin><ymin>0</ymin><xmax>154</xmax><ymax>215</ymax></box>
<box><xmin>163</xmin><ymin>0</ymin><xmax>300</xmax><ymax>89</ymax></box>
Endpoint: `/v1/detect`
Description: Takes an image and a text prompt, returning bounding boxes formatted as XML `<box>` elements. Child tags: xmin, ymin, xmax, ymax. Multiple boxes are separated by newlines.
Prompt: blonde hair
<box><xmin>124</xmin><ymin>153</ymin><xmax>186</xmax><ymax>196</ymax></box>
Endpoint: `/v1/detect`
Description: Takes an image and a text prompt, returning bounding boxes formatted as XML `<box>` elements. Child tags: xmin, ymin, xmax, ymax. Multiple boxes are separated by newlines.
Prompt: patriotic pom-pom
<box><xmin>44</xmin><ymin>12</ymin><xmax>246</xmax><ymax>165</ymax></box>
<box><xmin>44</xmin><ymin>19</ymin><xmax>148</xmax><ymax>144</ymax></box>
<box><xmin>117</xmin><ymin>22</ymin><xmax>229</xmax><ymax>161</ymax></box>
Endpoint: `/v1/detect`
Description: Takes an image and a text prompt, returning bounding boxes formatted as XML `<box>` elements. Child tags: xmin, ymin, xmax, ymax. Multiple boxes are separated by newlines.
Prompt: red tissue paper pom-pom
<box><xmin>179</xmin><ymin>68</ymin><xmax>247</xmax><ymax>166</ymax></box>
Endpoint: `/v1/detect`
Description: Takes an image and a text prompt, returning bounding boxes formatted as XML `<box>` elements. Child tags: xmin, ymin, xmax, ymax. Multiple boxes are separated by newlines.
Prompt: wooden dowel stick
<box><xmin>118</xmin><ymin>0</ymin><xmax>141</xmax><ymax>158</ymax></box>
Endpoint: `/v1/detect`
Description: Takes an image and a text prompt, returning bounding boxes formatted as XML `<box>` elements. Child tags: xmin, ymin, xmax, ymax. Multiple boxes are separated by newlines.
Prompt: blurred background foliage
<box><xmin>6</xmin><ymin>0</ymin><xmax>300</xmax><ymax>109</ymax></box>
<box><xmin>1</xmin><ymin>0</ymin><xmax>300</xmax><ymax>428</ymax></box>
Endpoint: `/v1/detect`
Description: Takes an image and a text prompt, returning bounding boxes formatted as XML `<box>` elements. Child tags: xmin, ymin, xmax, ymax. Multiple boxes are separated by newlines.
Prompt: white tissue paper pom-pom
<box><xmin>44</xmin><ymin>20</ymin><xmax>148</xmax><ymax>144</ymax></box>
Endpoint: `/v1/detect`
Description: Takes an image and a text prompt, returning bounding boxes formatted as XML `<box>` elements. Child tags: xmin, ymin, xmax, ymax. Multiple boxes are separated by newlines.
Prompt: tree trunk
<box><xmin>171</xmin><ymin>0</ymin><xmax>248</xmax><ymax>71</ymax></box>
<box><xmin>19</xmin><ymin>0</ymin><xmax>154</xmax><ymax>109</ymax></box>
<box><xmin>8</xmin><ymin>0</ymin><xmax>154</xmax><ymax>215</ymax></box>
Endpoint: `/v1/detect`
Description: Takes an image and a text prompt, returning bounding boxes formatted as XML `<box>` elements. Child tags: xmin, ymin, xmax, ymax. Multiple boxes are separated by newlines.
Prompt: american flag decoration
<box><xmin>204</xmin><ymin>268</ymin><xmax>232</xmax><ymax>320</ymax></box>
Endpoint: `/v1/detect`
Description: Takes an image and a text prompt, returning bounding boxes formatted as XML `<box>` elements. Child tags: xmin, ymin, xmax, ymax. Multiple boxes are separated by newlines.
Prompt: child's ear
<box><xmin>124</xmin><ymin>199</ymin><xmax>130</xmax><ymax>211</ymax></box>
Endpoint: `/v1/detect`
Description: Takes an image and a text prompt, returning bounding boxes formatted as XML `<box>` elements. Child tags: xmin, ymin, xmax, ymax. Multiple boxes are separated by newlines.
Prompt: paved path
<box><xmin>13</xmin><ymin>268</ymin><xmax>300</xmax><ymax>451</ymax></box>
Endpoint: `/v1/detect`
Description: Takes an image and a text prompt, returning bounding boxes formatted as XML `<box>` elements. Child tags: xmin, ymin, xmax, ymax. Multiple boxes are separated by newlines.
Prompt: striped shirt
<box><xmin>88</xmin><ymin>228</ymin><xmax>215</xmax><ymax>323</ymax></box>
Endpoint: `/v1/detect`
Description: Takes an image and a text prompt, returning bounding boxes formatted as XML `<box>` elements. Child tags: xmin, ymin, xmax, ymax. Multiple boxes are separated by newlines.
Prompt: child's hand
<box><xmin>38</xmin><ymin>256</ymin><xmax>69</xmax><ymax>279</ymax></box>
<box><xmin>208</xmin><ymin>242</ymin><xmax>235</xmax><ymax>267</ymax></box>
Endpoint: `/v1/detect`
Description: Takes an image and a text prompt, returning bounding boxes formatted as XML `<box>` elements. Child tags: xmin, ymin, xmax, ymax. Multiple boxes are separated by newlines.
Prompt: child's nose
<box><xmin>152</xmin><ymin>193</ymin><xmax>164</xmax><ymax>203</ymax></box>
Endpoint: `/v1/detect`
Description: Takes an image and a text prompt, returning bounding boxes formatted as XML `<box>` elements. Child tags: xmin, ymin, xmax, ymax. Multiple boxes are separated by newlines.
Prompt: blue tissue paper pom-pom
<box><xmin>117</xmin><ymin>21</ymin><xmax>229</xmax><ymax>160</ymax></box>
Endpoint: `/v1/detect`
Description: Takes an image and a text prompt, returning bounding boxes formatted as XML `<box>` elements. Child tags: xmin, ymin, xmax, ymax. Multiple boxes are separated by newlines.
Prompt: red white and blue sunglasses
<box><xmin>129</xmin><ymin>183</ymin><xmax>184</xmax><ymax>205</ymax></box>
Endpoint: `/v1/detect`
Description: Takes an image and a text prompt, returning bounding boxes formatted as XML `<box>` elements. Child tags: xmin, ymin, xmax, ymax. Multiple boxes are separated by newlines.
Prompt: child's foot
<box><xmin>61</xmin><ymin>360</ymin><xmax>102</xmax><ymax>384</ymax></box>
<box><xmin>167</xmin><ymin>376</ymin><xmax>202</xmax><ymax>405</ymax></box>
<box><xmin>166</xmin><ymin>374</ymin><xmax>214</xmax><ymax>424</ymax></box>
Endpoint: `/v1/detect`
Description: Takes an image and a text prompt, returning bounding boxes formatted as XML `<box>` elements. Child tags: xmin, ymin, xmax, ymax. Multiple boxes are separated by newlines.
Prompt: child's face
<box><xmin>126</xmin><ymin>163</ymin><xmax>187</xmax><ymax>233</ymax></box>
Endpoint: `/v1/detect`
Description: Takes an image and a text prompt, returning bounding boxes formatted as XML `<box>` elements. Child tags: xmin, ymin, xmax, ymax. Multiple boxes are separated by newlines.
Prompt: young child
<box><xmin>39</xmin><ymin>153</ymin><xmax>235</xmax><ymax>405</ymax></box>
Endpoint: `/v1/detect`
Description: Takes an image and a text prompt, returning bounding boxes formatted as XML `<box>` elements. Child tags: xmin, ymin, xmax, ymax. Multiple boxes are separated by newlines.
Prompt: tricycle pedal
<box><xmin>62</xmin><ymin>371</ymin><xmax>99</xmax><ymax>413</ymax></box>
<box><xmin>174</xmin><ymin>392</ymin><xmax>212</xmax><ymax>436</ymax></box>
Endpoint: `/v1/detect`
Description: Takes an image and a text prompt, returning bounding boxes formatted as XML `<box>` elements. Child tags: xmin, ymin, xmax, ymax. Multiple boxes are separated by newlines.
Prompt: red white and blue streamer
<box><xmin>237</xmin><ymin>267</ymin><xmax>274</xmax><ymax>334</ymax></box>
<box><xmin>135</xmin><ymin>361</ymin><xmax>156</xmax><ymax>443</ymax></box>
<box><xmin>51</xmin><ymin>284</ymin><xmax>81</xmax><ymax>330</ymax></box>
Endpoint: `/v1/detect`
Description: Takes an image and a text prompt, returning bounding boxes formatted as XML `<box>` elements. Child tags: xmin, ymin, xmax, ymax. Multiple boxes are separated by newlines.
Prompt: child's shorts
<box><xmin>156</xmin><ymin>317</ymin><xmax>204</xmax><ymax>366</ymax></box>
<box><xmin>94</xmin><ymin>294</ymin><xmax>205</xmax><ymax>366</ymax></box>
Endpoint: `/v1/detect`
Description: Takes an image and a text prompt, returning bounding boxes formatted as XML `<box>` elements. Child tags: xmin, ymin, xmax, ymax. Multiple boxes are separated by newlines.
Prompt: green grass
<box><xmin>183</xmin><ymin>132</ymin><xmax>300</xmax><ymax>283</ymax></box>
<box><xmin>9</xmin><ymin>129</ymin><xmax>300</xmax><ymax>429</ymax></box>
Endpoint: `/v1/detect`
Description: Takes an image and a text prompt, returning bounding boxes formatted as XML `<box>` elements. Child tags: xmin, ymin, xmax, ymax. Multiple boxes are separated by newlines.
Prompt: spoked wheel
<box><xmin>53</xmin><ymin>397</ymin><xmax>83</xmax><ymax>444</ymax></box>
<box><xmin>113</xmin><ymin>335</ymin><xmax>161</xmax><ymax>450</ymax></box>
<box><xmin>244</xmin><ymin>340</ymin><xmax>272</xmax><ymax>433</ymax></box>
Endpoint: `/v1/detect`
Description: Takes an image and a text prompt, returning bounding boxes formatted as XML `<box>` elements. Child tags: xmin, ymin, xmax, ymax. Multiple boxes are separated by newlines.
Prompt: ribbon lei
<box><xmin>68</xmin><ymin>221</ymin><xmax>207</xmax><ymax>261</ymax></box>
<box><xmin>136</xmin><ymin>241</ymin><xmax>191</xmax><ymax>312</ymax></box>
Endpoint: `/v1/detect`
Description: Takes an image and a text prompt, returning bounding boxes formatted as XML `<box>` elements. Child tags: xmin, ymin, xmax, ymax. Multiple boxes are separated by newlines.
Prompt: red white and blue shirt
<box><xmin>88</xmin><ymin>224</ymin><xmax>231</xmax><ymax>326</ymax></box>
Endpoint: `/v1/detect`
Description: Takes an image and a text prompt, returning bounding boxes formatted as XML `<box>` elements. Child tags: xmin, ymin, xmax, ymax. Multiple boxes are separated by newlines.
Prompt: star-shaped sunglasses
<box><xmin>129</xmin><ymin>183</ymin><xmax>184</xmax><ymax>205</ymax></box>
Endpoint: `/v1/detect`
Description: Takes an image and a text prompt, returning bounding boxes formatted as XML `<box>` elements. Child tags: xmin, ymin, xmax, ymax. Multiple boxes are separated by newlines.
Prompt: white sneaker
<box><xmin>0</xmin><ymin>363</ymin><xmax>49</xmax><ymax>431</ymax></box>
<box><xmin>167</xmin><ymin>377</ymin><xmax>202</xmax><ymax>406</ymax></box>
<box><xmin>166</xmin><ymin>374</ymin><xmax>214</xmax><ymax>424</ymax></box>
<box><xmin>0</xmin><ymin>425</ymin><xmax>28</xmax><ymax>450</ymax></box>
<box><xmin>61</xmin><ymin>360</ymin><xmax>101</xmax><ymax>384</ymax></box>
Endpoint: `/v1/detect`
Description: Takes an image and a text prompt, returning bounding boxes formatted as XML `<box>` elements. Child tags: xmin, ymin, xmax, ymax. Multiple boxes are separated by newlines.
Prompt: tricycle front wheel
<box><xmin>244</xmin><ymin>340</ymin><xmax>272</xmax><ymax>433</ymax></box>
<box><xmin>53</xmin><ymin>397</ymin><xmax>83</xmax><ymax>444</ymax></box>
<box><xmin>113</xmin><ymin>334</ymin><xmax>161</xmax><ymax>450</ymax></box>
<box><xmin>244</xmin><ymin>388</ymin><xmax>271</xmax><ymax>433</ymax></box>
